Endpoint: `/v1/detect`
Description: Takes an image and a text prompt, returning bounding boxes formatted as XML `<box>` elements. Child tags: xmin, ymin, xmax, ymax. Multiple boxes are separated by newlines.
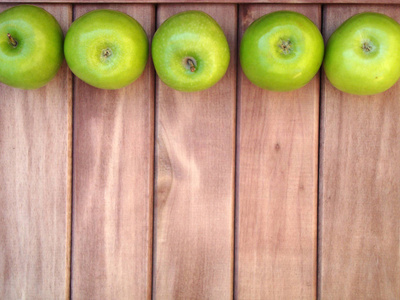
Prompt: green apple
<box><xmin>0</xmin><ymin>5</ymin><xmax>64</xmax><ymax>89</ymax></box>
<box><xmin>64</xmin><ymin>9</ymin><xmax>148</xmax><ymax>90</ymax></box>
<box><xmin>240</xmin><ymin>11</ymin><xmax>324</xmax><ymax>91</ymax></box>
<box><xmin>152</xmin><ymin>10</ymin><xmax>230</xmax><ymax>92</ymax></box>
<box><xmin>324</xmin><ymin>12</ymin><xmax>400</xmax><ymax>95</ymax></box>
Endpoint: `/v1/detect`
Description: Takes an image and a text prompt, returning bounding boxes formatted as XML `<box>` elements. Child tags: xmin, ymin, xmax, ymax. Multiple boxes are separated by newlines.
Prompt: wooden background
<box><xmin>0</xmin><ymin>2</ymin><xmax>399</xmax><ymax>299</ymax></box>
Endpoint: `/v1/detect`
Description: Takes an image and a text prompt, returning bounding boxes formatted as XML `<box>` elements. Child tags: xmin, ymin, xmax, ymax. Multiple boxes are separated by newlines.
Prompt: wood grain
<box><xmin>319</xmin><ymin>5</ymin><xmax>400</xmax><ymax>300</ymax></box>
<box><xmin>70</xmin><ymin>4</ymin><xmax>155</xmax><ymax>299</ymax></box>
<box><xmin>236</xmin><ymin>4</ymin><xmax>320</xmax><ymax>299</ymax></box>
<box><xmin>153</xmin><ymin>4</ymin><xmax>236</xmax><ymax>299</ymax></box>
<box><xmin>0</xmin><ymin>4</ymin><xmax>72</xmax><ymax>299</ymax></box>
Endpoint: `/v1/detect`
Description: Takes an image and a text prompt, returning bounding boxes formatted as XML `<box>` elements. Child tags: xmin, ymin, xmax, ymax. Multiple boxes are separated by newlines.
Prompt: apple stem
<box><xmin>362</xmin><ymin>42</ymin><xmax>373</xmax><ymax>53</ymax></box>
<box><xmin>279</xmin><ymin>39</ymin><xmax>292</xmax><ymax>55</ymax></box>
<box><xmin>7</xmin><ymin>33</ymin><xmax>18</xmax><ymax>47</ymax></box>
<box><xmin>187</xmin><ymin>58</ymin><xmax>196</xmax><ymax>72</ymax></box>
<box><xmin>102</xmin><ymin>48</ymin><xmax>112</xmax><ymax>58</ymax></box>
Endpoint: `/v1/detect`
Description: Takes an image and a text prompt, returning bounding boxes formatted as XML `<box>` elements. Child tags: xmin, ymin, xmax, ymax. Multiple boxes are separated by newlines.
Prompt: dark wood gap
<box><xmin>68</xmin><ymin>5</ymin><xmax>75</xmax><ymax>299</ymax></box>
<box><xmin>151</xmin><ymin>4</ymin><xmax>158</xmax><ymax>300</ymax></box>
<box><xmin>233</xmin><ymin>4</ymin><xmax>241</xmax><ymax>300</ymax></box>
<box><xmin>316</xmin><ymin>4</ymin><xmax>325</xmax><ymax>300</ymax></box>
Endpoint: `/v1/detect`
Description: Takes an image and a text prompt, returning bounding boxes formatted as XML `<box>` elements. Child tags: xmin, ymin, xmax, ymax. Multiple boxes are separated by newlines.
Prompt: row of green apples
<box><xmin>1</xmin><ymin>5</ymin><xmax>400</xmax><ymax>95</ymax></box>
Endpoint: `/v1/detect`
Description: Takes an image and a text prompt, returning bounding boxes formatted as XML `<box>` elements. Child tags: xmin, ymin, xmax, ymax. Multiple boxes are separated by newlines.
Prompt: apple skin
<box><xmin>324</xmin><ymin>12</ymin><xmax>400</xmax><ymax>95</ymax></box>
<box><xmin>0</xmin><ymin>5</ymin><xmax>64</xmax><ymax>89</ymax></box>
<box><xmin>64</xmin><ymin>9</ymin><xmax>148</xmax><ymax>90</ymax></box>
<box><xmin>152</xmin><ymin>10</ymin><xmax>230</xmax><ymax>92</ymax></box>
<box><xmin>240</xmin><ymin>11</ymin><xmax>324</xmax><ymax>92</ymax></box>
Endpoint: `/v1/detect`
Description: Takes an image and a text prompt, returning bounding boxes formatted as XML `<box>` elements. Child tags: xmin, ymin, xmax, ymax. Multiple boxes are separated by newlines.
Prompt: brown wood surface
<box><xmin>153</xmin><ymin>4</ymin><xmax>236</xmax><ymax>299</ymax></box>
<box><xmin>236</xmin><ymin>4</ymin><xmax>320</xmax><ymax>299</ymax></box>
<box><xmin>319</xmin><ymin>5</ymin><xmax>400</xmax><ymax>300</ymax></box>
<box><xmin>0</xmin><ymin>4</ymin><xmax>72</xmax><ymax>299</ymax></box>
<box><xmin>2</xmin><ymin>2</ymin><xmax>400</xmax><ymax>299</ymax></box>
<box><xmin>70</xmin><ymin>4</ymin><xmax>155</xmax><ymax>299</ymax></box>
<box><xmin>2</xmin><ymin>0</ymin><xmax>399</xmax><ymax>5</ymax></box>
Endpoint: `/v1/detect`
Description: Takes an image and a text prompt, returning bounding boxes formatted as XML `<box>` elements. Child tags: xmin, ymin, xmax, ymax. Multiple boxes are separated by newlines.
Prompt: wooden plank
<box><xmin>0</xmin><ymin>4</ymin><xmax>72</xmax><ymax>299</ymax></box>
<box><xmin>153</xmin><ymin>4</ymin><xmax>236</xmax><ymax>299</ymax></box>
<box><xmin>319</xmin><ymin>5</ymin><xmax>400</xmax><ymax>299</ymax></box>
<box><xmin>70</xmin><ymin>4</ymin><xmax>155</xmax><ymax>299</ymax></box>
<box><xmin>236</xmin><ymin>4</ymin><xmax>320</xmax><ymax>299</ymax></box>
